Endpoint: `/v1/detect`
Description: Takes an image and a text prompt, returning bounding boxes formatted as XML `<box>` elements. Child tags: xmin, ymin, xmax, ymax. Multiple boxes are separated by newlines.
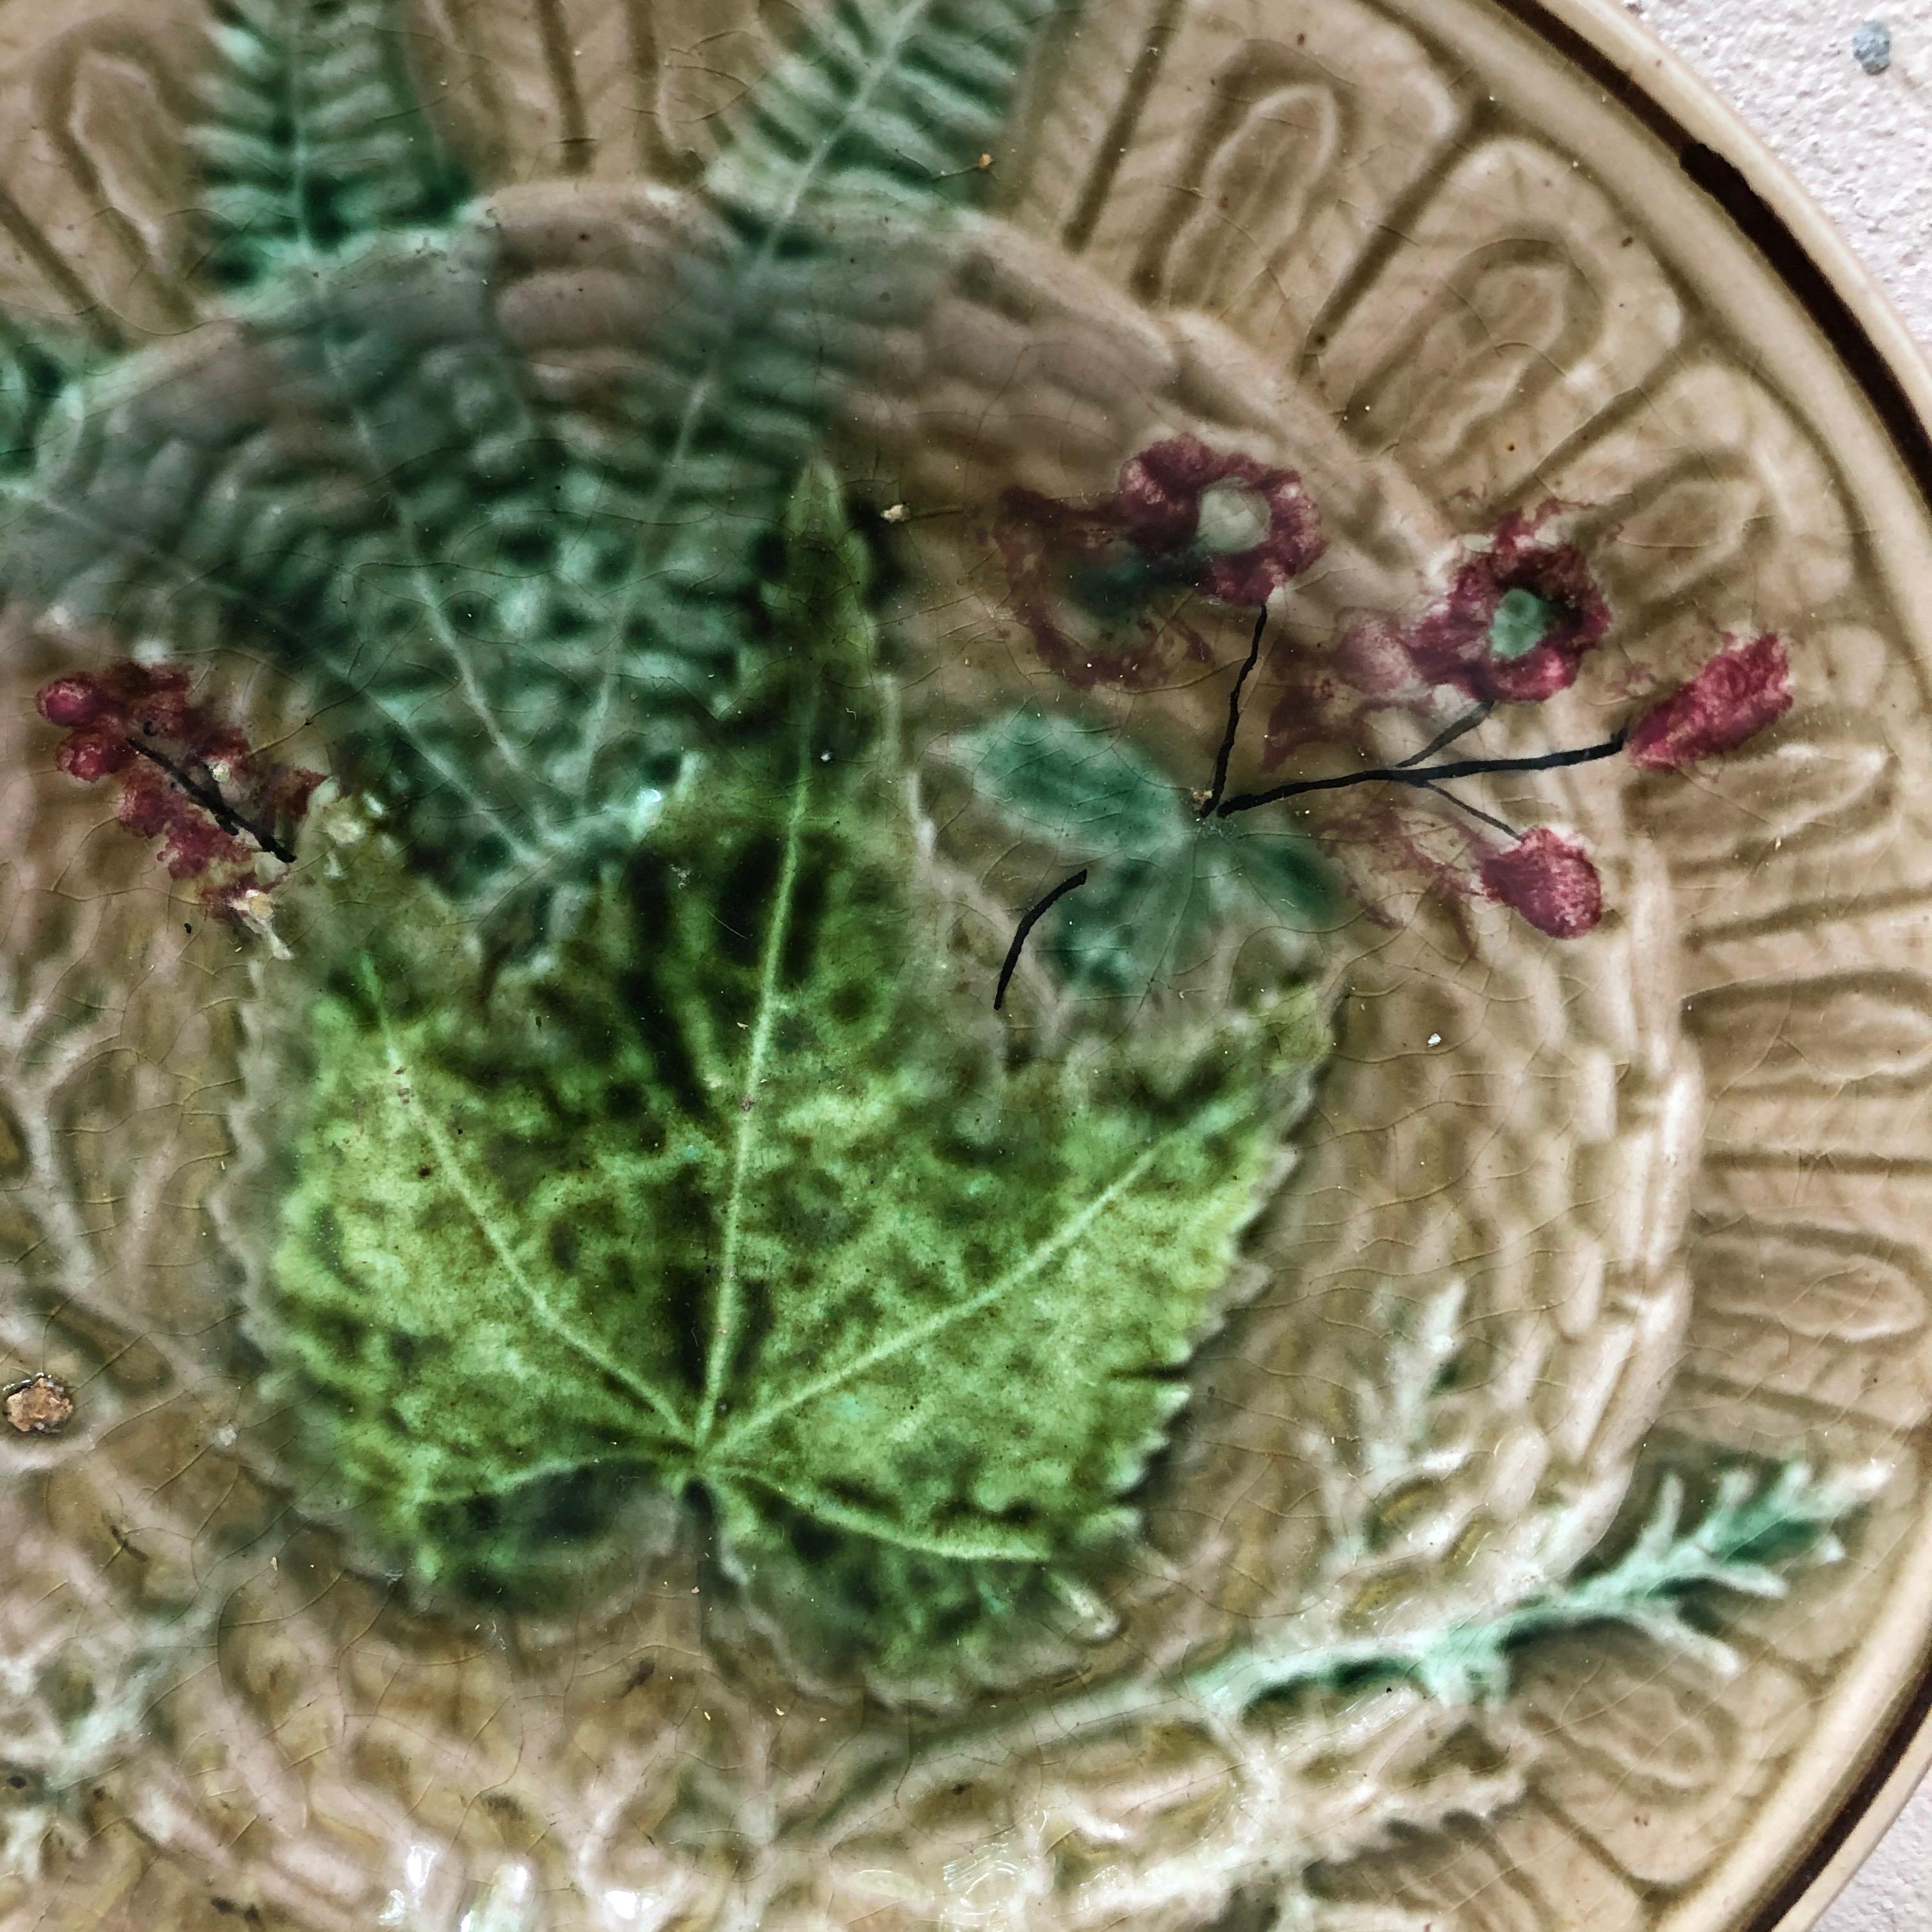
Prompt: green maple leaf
<box><xmin>263</xmin><ymin>472</ymin><xmax>1329</xmax><ymax>1687</ymax></box>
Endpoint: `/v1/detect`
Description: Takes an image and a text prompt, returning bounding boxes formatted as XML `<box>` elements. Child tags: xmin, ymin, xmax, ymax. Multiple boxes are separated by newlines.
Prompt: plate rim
<box><xmin>1481</xmin><ymin>3</ymin><xmax>1932</xmax><ymax>1926</ymax></box>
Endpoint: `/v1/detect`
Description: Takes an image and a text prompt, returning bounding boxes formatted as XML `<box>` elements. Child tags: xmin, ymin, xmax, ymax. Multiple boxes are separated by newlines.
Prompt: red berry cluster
<box><xmin>37</xmin><ymin>662</ymin><xmax>323</xmax><ymax>917</ymax></box>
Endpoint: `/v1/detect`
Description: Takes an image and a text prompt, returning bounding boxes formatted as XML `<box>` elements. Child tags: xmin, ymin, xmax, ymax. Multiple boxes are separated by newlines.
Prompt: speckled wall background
<box><xmin>1639</xmin><ymin>4</ymin><xmax>1932</xmax><ymax>1926</ymax></box>
<box><xmin>1643</xmin><ymin>1</ymin><xmax>1932</xmax><ymax>337</ymax></box>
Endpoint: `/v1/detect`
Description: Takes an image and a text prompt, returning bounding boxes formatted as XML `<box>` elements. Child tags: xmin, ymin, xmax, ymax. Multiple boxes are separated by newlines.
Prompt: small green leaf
<box><xmin>954</xmin><ymin>705</ymin><xmax>1336</xmax><ymax>1000</ymax></box>
<box><xmin>1213</xmin><ymin>820</ymin><xmax>1341</xmax><ymax>932</ymax></box>
<box><xmin>953</xmin><ymin>708</ymin><xmax>1190</xmax><ymax>859</ymax></box>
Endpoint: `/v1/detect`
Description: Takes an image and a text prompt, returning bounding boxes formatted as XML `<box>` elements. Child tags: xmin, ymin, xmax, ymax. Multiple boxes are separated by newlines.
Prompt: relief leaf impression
<box><xmin>0</xmin><ymin>0</ymin><xmax>1878</xmax><ymax>1906</ymax></box>
<box><xmin>266</xmin><ymin>469</ymin><xmax>1329</xmax><ymax>1685</ymax></box>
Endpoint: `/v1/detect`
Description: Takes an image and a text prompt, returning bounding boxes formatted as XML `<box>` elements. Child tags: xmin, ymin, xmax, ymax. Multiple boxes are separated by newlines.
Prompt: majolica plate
<box><xmin>2</xmin><ymin>1</ymin><xmax>1930</xmax><ymax>1929</ymax></box>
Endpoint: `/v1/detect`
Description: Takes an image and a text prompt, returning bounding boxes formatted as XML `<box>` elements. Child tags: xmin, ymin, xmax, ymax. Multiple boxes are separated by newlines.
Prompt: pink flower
<box><xmin>1116</xmin><ymin>435</ymin><xmax>1326</xmax><ymax>606</ymax></box>
<box><xmin>1627</xmin><ymin>632</ymin><xmax>1792</xmax><ymax>772</ymax></box>
<box><xmin>992</xmin><ymin>436</ymin><xmax>1327</xmax><ymax>693</ymax></box>
<box><xmin>1261</xmin><ymin>507</ymin><xmax>1612</xmax><ymax>768</ymax></box>
<box><xmin>1479</xmin><ymin>827</ymin><xmax>1603</xmax><ymax>939</ymax></box>
<box><xmin>1403</xmin><ymin>507</ymin><xmax>1611</xmax><ymax>706</ymax></box>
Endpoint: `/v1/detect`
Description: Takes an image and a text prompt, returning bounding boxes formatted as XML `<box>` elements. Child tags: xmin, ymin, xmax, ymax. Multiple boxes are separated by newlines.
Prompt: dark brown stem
<box><xmin>995</xmin><ymin>868</ymin><xmax>1090</xmax><ymax>1011</ymax></box>
<box><xmin>1420</xmin><ymin>781</ymin><xmax>1518</xmax><ymax>839</ymax></box>
<box><xmin>1199</xmin><ymin>606</ymin><xmax>1269</xmax><ymax>819</ymax></box>
<box><xmin>1216</xmin><ymin>728</ymin><xmax>1629</xmax><ymax>820</ymax></box>
<box><xmin>1397</xmin><ymin>702</ymin><xmax>1494</xmax><ymax>770</ymax></box>
<box><xmin>125</xmin><ymin>738</ymin><xmax>298</xmax><ymax>864</ymax></box>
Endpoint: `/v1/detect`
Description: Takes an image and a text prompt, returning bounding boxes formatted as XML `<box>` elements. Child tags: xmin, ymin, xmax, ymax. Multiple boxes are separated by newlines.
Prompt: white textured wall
<box><xmin>1628</xmin><ymin>2</ymin><xmax>1932</xmax><ymax>1926</ymax></box>
<box><xmin>1640</xmin><ymin>0</ymin><xmax>1932</xmax><ymax>339</ymax></box>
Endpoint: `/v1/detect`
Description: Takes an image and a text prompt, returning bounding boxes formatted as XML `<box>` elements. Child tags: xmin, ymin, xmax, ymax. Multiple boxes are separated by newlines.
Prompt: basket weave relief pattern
<box><xmin>0</xmin><ymin>4</ymin><xmax>1927</xmax><ymax>1931</ymax></box>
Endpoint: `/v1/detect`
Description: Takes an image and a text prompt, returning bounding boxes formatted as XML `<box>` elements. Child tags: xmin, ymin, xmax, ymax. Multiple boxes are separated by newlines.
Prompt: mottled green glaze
<box><xmin>0</xmin><ymin>0</ymin><xmax>1342</xmax><ymax>1685</ymax></box>
<box><xmin>264</xmin><ymin>473</ymin><xmax>1329</xmax><ymax>1680</ymax></box>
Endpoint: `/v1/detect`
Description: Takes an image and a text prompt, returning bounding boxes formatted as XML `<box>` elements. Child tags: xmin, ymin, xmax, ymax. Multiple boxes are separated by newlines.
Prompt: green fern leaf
<box><xmin>712</xmin><ymin>0</ymin><xmax>1060</xmax><ymax>213</ymax></box>
<box><xmin>1181</xmin><ymin>1460</ymin><xmax>1866</xmax><ymax>1719</ymax></box>
<box><xmin>2</xmin><ymin>0</ymin><xmax>1065</xmax><ymax>933</ymax></box>
<box><xmin>189</xmin><ymin>0</ymin><xmax>470</xmax><ymax>288</ymax></box>
<box><xmin>262</xmin><ymin>472</ymin><xmax>1328</xmax><ymax>1686</ymax></box>
<box><xmin>0</xmin><ymin>234</ymin><xmax>669</xmax><ymax>913</ymax></box>
<box><xmin>556</xmin><ymin>0</ymin><xmax>1068</xmax><ymax>886</ymax></box>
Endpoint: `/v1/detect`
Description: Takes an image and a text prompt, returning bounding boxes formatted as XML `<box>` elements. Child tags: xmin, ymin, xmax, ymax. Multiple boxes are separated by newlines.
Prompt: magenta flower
<box><xmin>1627</xmin><ymin>632</ymin><xmax>1793</xmax><ymax>772</ymax></box>
<box><xmin>1262</xmin><ymin>507</ymin><xmax>1611</xmax><ymax>767</ymax></box>
<box><xmin>1402</xmin><ymin>507</ymin><xmax>1611</xmax><ymax>706</ymax></box>
<box><xmin>1115</xmin><ymin>434</ymin><xmax>1326</xmax><ymax>606</ymax></box>
<box><xmin>1479</xmin><ymin>827</ymin><xmax>1604</xmax><ymax>939</ymax></box>
<box><xmin>991</xmin><ymin>435</ymin><xmax>1326</xmax><ymax>692</ymax></box>
<box><xmin>37</xmin><ymin>661</ymin><xmax>322</xmax><ymax>916</ymax></box>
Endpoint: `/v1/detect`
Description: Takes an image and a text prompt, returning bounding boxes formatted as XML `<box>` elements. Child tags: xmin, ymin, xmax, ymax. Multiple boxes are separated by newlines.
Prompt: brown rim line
<box><xmin>1486</xmin><ymin>2</ymin><xmax>1932</xmax><ymax>1928</ymax></box>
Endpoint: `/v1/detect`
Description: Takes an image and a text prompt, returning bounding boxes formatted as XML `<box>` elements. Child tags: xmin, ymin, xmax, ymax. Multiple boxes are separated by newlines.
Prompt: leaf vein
<box><xmin>363</xmin><ymin>956</ymin><xmax>692</xmax><ymax>1445</ymax></box>
<box><xmin>710</xmin><ymin>1089</ymin><xmax>1246</xmax><ymax>1455</ymax></box>
<box><xmin>694</xmin><ymin>735</ymin><xmax>816</xmax><ymax>1446</ymax></box>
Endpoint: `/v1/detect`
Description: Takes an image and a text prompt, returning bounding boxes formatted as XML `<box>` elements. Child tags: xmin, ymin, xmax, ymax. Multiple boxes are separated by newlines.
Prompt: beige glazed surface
<box><xmin>2</xmin><ymin>1</ymin><xmax>1932</xmax><ymax>1929</ymax></box>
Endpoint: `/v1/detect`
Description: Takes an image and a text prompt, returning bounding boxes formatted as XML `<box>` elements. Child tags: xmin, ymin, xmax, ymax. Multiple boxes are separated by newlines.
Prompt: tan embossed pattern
<box><xmin>1</xmin><ymin>1</ymin><xmax>1929</xmax><ymax>1929</ymax></box>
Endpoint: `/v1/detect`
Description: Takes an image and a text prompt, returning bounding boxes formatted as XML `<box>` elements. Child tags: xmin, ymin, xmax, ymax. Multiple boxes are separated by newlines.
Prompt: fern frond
<box><xmin>566</xmin><ymin>0</ymin><xmax>1066</xmax><ymax>818</ymax></box>
<box><xmin>188</xmin><ymin>0</ymin><xmax>470</xmax><ymax>288</ymax></box>
<box><xmin>809</xmin><ymin>1453</ymin><xmax>1871</xmax><ymax>1849</ymax></box>
<box><xmin>5</xmin><ymin>0</ymin><xmax>1066</xmax><ymax>933</ymax></box>
<box><xmin>712</xmin><ymin>0</ymin><xmax>1061</xmax><ymax>215</ymax></box>
<box><xmin>1188</xmin><ymin>1460</ymin><xmax>1867</xmax><ymax>1715</ymax></box>
<box><xmin>0</xmin><ymin>321</ymin><xmax>84</xmax><ymax>481</ymax></box>
<box><xmin>0</xmin><ymin>236</ymin><xmax>624</xmax><ymax>908</ymax></box>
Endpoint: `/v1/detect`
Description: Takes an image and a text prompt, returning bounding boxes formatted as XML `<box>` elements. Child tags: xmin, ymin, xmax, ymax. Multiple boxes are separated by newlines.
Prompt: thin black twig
<box><xmin>995</xmin><ymin>869</ymin><xmax>1090</xmax><ymax>1011</ymax></box>
<box><xmin>1397</xmin><ymin>702</ymin><xmax>1494</xmax><ymax>770</ymax></box>
<box><xmin>1216</xmin><ymin>729</ymin><xmax>1629</xmax><ymax>820</ymax></box>
<box><xmin>1420</xmin><ymin>781</ymin><xmax>1518</xmax><ymax>839</ymax></box>
<box><xmin>1200</xmin><ymin>606</ymin><xmax>1269</xmax><ymax>818</ymax></box>
<box><xmin>125</xmin><ymin>738</ymin><xmax>298</xmax><ymax>864</ymax></box>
